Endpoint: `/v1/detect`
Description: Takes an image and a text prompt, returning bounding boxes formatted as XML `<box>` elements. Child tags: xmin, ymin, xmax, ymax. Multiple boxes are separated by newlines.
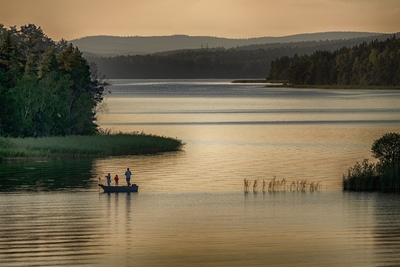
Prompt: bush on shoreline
<box><xmin>0</xmin><ymin>132</ymin><xmax>184</xmax><ymax>161</ymax></box>
<box><xmin>343</xmin><ymin>132</ymin><xmax>400</xmax><ymax>192</ymax></box>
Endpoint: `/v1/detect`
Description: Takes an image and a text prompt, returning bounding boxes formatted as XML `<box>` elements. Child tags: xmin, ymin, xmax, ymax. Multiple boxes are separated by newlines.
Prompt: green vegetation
<box><xmin>86</xmin><ymin>33</ymin><xmax>394</xmax><ymax>79</ymax></box>
<box><xmin>268</xmin><ymin>36</ymin><xmax>400</xmax><ymax>87</ymax></box>
<box><xmin>343</xmin><ymin>132</ymin><xmax>400</xmax><ymax>191</ymax></box>
<box><xmin>0</xmin><ymin>23</ymin><xmax>105</xmax><ymax>137</ymax></box>
<box><xmin>0</xmin><ymin>132</ymin><xmax>183</xmax><ymax>160</ymax></box>
<box><xmin>0</xmin><ymin>24</ymin><xmax>185</xmax><ymax>160</ymax></box>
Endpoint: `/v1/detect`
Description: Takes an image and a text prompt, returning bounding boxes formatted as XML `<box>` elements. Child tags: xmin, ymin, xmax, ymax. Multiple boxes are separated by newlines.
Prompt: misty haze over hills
<box><xmin>70</xmin><ymin>32</ymin><xmax>382</xmax><ymax>56</ymax></box>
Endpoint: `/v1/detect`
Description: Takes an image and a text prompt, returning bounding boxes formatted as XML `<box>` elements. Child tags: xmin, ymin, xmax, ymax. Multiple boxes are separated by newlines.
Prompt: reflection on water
<box><xmin>0</xmin><ymin>159</ymin><xmax>95</xmax><ymax>192</ymax></box>
<box><xmin>1</xmin><ymin>80</ymin><xmax>400</xmax><ymax>266</ymax></box>
<box><xmin>1</xmin><ymin>191</ymin><xmax>400</xmax><ymax>266</ymax></box>
<box><xmin>373</xmin><ymin>194</ymin><xmax>400</xmax><ymax>266</ymax></box>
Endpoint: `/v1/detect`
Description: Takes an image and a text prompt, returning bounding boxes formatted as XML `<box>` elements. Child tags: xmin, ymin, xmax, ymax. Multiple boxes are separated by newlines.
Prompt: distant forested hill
<box><xmin>267</xmin><ymin>36</ymin><xmax>400</xmax><ymax>86</ymax></box>
<box><xmin>71</xmin><ymin>32</ymin><xmax>380</xmax><ymax>56</ymax></box>
<box><xmin>84</xmin><ymin>33</ymin><xmax>397</xmax><ymax>79</ymax></box>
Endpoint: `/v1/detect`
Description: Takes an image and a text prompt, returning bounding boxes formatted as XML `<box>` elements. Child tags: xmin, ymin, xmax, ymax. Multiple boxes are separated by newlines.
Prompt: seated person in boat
<box><xmin>114</xmin><ymin>174</ymin><xmax>119</xmax><ymax>186</ymax></box>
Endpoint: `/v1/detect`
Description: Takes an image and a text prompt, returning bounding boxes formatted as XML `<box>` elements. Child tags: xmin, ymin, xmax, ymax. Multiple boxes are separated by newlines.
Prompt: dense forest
<box><xmin>0</xmin><ymin>24</ymin><xmax>104</xmax><ymax>137</ymax></box>
<box><xmin>267</xmin><ymin>36</ymin><xmax>400</xmax><ymax>86</ymax></box>
<box><xmin>86</xmin><ymin>33</ymin><xmax>395</xmax><ymax>79</ymax></box>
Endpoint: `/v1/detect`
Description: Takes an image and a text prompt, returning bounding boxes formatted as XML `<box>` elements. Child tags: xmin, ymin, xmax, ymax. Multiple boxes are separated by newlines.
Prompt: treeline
<box><xmin>86</xmin><ymin>35</ymin><xmax>393</xmax><ymax>79</ymax></box>
<box><xmin>0</xmin><ymin>24</ymin><xmax>104</xmax><ymax>137</ymax></box>
<box><xmin>87</xmin><ymin>48</ymin><xmax>280</xmax><ymax>79</ymax></box>
<box><xmin>268</xmin><ymin>36</ymin><xmax>400</xmax><ymax>86</ymax></box>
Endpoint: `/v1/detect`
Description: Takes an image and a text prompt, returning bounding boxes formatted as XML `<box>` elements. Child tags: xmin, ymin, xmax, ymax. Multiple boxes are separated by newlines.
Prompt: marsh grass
<box><xmin>0</xmin><ymin>132</ymin><xmax>183</xmax><ymax>160</ymax></box>
<box><xmin>244</xmin><ymin>177</ymin><xmax>322</xmax><ymax>193</ymax></box>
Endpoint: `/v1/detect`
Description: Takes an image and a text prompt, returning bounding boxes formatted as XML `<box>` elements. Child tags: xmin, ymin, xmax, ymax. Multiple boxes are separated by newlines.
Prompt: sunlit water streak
<box><xmin>1</xmin><ymin>79</ymin><xmax>400</xmax><ymax>266</ymax></box>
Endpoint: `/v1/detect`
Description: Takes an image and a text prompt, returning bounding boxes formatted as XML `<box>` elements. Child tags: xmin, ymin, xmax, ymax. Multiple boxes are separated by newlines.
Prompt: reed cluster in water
<box><xmin>244</xmin><ymin>177</ymin><xmax>322</xmax><ymax>193</ymax></box>
<box><xmin>0</xmin><ymin>131</ymin><xmax>183</xmax><ymax>160</ymax></box>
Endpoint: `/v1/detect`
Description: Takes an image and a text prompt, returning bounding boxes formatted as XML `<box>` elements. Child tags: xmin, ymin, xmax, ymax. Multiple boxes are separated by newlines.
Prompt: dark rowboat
<box><xmin>98</xmin><ymin>184</ymin><xmax>139</xmax><ymax>193</ymax></box>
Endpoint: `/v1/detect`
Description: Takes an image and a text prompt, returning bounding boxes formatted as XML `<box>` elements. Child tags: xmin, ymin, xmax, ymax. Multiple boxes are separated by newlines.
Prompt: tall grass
<box><xmin>244</xmin><ymin>176</ymin><xmax>322</xmax><ymax>193</ymax></box>
<box><xmin>0</xmin><ymin>132</ymin><xmax>183</xmax><ymax>160</ymax></box>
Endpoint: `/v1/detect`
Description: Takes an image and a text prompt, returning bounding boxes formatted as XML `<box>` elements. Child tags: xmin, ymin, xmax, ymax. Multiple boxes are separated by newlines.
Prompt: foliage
<box><xmin>343</xmin><ymin>132</ymin><xmax>400</xmax><ymax>191</ymax></box>
<box><xmin>268</xmin><ymin>36</ymin><xmax>400</xmax><ymax>86</ymax></box>
<box><xmin>371</xmin><ymin>132</ymin><xmax>400</xmax><ymax>168</ymax></box>
<box><xmin>342</xmin><ymin>159</ymin><xmax>379</xmax><ymax>191</ymax></box>
<box><xmin>0</xmin><ymin>23</ymin><xmax>105</xmax><ymax>137</ymax></box>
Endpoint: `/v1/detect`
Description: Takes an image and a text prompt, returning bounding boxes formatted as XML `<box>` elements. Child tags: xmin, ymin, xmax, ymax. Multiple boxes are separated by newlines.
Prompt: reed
<box><xmin>244</xmin><ymin>178</ymin><xmax>251</xmax><ymax>193</ymax></box>
<box><xmin>253</xmin><ymin>179</ymin><xmax>259</xmax><ymax>193</ymax></box>
<box><xmin>245</xmin><ymin>176</ymin><xmax>322</xmax><ymax>193</ymax></box>
<box><xmin>0</xmin><ymin>132</ymin><xmax>184</xmax><ymax>160</ymax></box>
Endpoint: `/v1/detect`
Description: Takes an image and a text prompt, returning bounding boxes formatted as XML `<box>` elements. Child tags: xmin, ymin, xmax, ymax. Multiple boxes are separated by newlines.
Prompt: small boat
<box><xmin>98</xmin><ymin>184</ymin><xmax>139</xmax><ymax>193</ymax></box>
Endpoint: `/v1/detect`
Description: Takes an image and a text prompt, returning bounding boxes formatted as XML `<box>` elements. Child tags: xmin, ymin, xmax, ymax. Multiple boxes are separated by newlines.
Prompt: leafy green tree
<box><xmin>0</xmin><ymin>30</ymin><xmax>24</xmax><ymax>88</ymax></box>
<box><xmin>38</xmin><ymin>47</ymin><xmax>59</xmax><ymax>78</ymax></box>
<box><xmin>57</xmin><ymin>43</ymin><xmax>102</xmax><ymax>135</ymax></box>
<box><xmin>37</xmin><ymin>72</ymin><xmax>73</xmax><ymax>136</ymax></box>
<box><xmin>0</xmin><ymin>24</ymin><xmax>105</xmax><ymax>137</ymax></box>
<box><xmin>371</xmin><ymin>132</ymin><xmax>400</xmax><ymax>170</ymax></box>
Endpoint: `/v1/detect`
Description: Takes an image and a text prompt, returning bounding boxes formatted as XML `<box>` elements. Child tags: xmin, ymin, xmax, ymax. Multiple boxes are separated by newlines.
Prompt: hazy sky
<box><xmin>1</xmin><ymin>0</ymin><xmax>400</xmax><ymax>40</ymax></box>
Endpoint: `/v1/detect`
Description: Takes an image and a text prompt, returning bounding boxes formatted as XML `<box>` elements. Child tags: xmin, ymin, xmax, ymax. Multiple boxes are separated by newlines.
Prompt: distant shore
<box><xmin>231</xmin><ymin>79</ymin><xmax>287</xmax><ymax>84</ymax></box>
<box><xmin>232</xmin><ymin>80</ymin><xmax>400</xmax><ymax>90</ymax></box>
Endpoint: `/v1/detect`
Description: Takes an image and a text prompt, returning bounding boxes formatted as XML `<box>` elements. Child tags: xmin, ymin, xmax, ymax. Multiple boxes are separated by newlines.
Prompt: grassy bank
<box><xmin>0</xmin><ymin>132</ymin><xmax>184</xmax><ymax>161</ymax></box>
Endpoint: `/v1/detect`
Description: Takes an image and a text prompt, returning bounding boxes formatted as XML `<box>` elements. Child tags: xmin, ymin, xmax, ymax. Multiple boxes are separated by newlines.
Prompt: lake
<box><xmin>1</xmin><ymin>79</ymin><xmax>400</xmax><ymax>266</ymax></box>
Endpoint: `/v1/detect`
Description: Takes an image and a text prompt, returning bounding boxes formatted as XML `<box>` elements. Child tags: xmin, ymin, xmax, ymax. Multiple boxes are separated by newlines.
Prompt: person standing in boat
<box><xmin>114</xmin><ymin>174</ymin><xmax>119</xmax><ymax>186</ymax></box>
<box><xmin>106</xmin><ymin>173</ymin><xmax>111</xmax><ymax>186</ymax></box>
<box><xmin>125</xmin><ymin>168</ymin><xmax>132</xmax><ymax>186</ymax></box>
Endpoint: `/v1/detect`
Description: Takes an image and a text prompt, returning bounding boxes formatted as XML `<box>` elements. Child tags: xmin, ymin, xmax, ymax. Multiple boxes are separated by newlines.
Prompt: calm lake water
<box><xmin>1</xmin><ymin>79</ymin><xmax>400</xmax><ymax>266</ymax></box>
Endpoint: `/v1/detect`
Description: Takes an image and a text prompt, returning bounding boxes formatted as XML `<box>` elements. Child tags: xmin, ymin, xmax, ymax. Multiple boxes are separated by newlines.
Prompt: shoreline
<box><xmin>231</xmin><ymin>80</ymin><xmax>400</xmax><ymax>90</ymax></box>
<box><xmin>231</xmin><ymin>79</ymin><xmax>287</xmax><ymax>84</ymax></box>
